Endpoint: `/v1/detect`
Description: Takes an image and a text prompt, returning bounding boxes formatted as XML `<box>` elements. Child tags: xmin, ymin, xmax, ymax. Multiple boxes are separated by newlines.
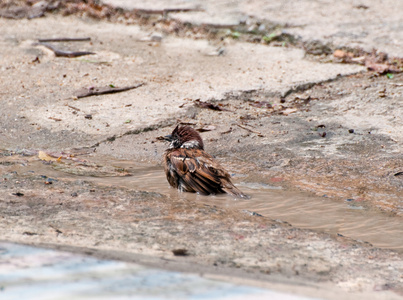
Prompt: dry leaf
<box><xmin>333</xmin><ymin>50</ymin><xmax>353</xmax><ymax>59</ymax></box>
<box><xmin>365</xmin><ymin>61</ymin><xmax>390</xmax><ymax>74</ymax></box>
<box><xmin>38</xmin><ymin>151</ymin><xmax>57</xmax><ymax>162</ymax></box>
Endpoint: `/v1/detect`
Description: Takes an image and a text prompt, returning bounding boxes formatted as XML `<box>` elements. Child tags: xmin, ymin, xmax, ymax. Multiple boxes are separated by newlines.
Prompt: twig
<box><xmin>202</xmin><ymin>23</ymin><xmax>237</xmax><ymax>29</ymax></box>
<box><xmin>74</xmin><ymin>83</ymin><xmax>145</xmax><ymax>99</ymax></box>
<box><xmin>194</xmin><ymin>99</ymin><xmax>230</xmax><ymax>111</ymax></box>
<box><xmin>66</xmin><ymin>105</ymin><xmax>81</xmax><ymax>111</ymax></box>
<box><xmin>49</xmin><ymin>117</ymin><xmax>62</xmax><ymax>122</ymax></box>
<box><xmin>135</xmin><ymin>7</ymin><xmax>202</xmax><ymax>15</ymax></box>
<box><xmin>38</xmin><ymin>37</ymin><xmax>91</xmax><ymax>43</ymax></box>
<box><xmin>236</xmin><ymin>123</ymin><xmax>263</xmax><ymax>135</ymax></box>
<box><xmin>221</xmin><ymin>127</ymin><xmax>233</xmax><ymax>134</ymax></box>
<box><xmin>38</xmin><ymin>42</ymin><xmax>95</xmax><ymax>58</ymax></box>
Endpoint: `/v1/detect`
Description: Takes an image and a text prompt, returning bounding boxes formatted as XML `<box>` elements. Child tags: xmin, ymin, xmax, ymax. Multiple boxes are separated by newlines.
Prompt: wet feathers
<box><xmin>163</xmin><ymin>125</ymin><xmax>247</xmax><ymax>198</ymax></box>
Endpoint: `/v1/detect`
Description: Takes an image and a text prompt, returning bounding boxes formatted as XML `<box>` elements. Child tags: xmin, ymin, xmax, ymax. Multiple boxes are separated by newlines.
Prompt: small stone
<box><xmin>45</xmin><ymin>178</ymin><xmax>57</xmax><ymax>184</ymax></box>
<box><xmin>348</xmin><ymin>129</ymin><xmax>354</xmax><ymax>133</ymax></box>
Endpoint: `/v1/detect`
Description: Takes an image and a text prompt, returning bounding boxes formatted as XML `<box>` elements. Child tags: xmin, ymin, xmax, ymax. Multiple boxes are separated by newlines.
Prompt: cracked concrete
<box><xmin>242</xmin><ymin>0</ymin><xmax>403</xmax><ymax>57</ymax></box>
<box><xmin>1</xmin><ymin>15</ymin><xmax>363</xmax><ymax>150</ymax></box>
<box><xmin>104</xmin><ymin>0</ymin><xmax>403</xmax><ymax>57</ymax></box>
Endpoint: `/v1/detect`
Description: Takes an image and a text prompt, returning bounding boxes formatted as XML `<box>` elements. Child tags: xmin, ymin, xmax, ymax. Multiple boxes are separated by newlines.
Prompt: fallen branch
<box><xmin>73</xmin><ymin>83</ymin><xmax>145</xmax><ymax>99</ymax></box>
<box><xmin>38</xmin><ymin>42</ymin><xmax>95</xmax><ymax>58</ymax></box>
<box><xmin>38</xmin><ymin>37</ymin><xmax>91</xmax><ymax>43</ymax></box>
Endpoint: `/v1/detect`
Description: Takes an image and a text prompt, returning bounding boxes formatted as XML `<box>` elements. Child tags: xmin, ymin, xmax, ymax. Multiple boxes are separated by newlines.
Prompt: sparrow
<box><xmin>163</xmin><ymin>125</ymin><xmax>247</xmax><ymax>198</ymax></box>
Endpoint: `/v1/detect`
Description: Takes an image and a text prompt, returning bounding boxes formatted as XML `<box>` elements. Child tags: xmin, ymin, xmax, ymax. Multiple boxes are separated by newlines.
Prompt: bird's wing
<box><xmin>166</xmin><ymin>148</ymin><xmax>230</xmax><ymax>195</ymax></box>
<box><xmin>190</xmin><ymin>150</ymin><xmax>249</xmax><ymax>198</ymax></box>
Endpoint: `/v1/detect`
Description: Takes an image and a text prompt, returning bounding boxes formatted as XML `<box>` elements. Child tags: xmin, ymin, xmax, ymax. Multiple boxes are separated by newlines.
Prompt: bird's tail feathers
<box><xmin>223</xmin><ymin>183</ymin><xmax>250</xmax><ymax>199</ymax></box>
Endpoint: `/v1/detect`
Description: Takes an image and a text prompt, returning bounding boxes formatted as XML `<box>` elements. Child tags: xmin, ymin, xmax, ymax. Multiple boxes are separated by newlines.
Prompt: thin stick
<box><xmin>38</xmin><ymin>37</ymin><xmax>91</xmax><ymax>43</ymax></box>
<box><xmin>135</xmin><ymin>8</ymin><xmax>202</xmax><ymax>15</ymax></box>
<box><xmin>39</xmin><ymin>43</ymin><xmax>95</xmax><ymax>58</ymax></box>
<box><xmin>49</xmin><ymin>117</ymin><xmax>62</xmax><ymax>122</ymax></box>
<box><xmin>74</xmin><ymin>83</ymin><xmax>145</xmax><ymax>99</ymax></box>
<box><xmin>236</xmin><ymin>123</ymin><xmax>262</xmax><ymax>135</ymax></box>
<box><xmin>66</xmin><ymin>105</ymin><xmax>81</xmax><ymax>111</ymax></box>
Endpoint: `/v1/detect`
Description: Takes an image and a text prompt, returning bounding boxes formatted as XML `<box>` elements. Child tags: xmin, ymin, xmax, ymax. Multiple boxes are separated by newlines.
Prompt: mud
<box><xmin>1</xmin><ymin>1</ymin><xmax>403</xmax><ymax>299</ymax></box>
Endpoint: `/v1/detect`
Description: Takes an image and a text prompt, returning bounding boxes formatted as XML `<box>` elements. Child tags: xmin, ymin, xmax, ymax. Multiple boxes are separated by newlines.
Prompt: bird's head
<box><xmin>164</xmin><ymin>125</ymin><xmax>204</xmax><ymax>150</ymax></box>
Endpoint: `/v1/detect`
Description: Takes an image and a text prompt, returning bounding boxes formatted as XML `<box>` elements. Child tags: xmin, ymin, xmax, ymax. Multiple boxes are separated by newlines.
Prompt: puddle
<box><xmin>215</xmin><ymin>187</ymin><xmax>403</xmax><ymax>251</ymax></box>
<box><xmin>2</xmin><ymin>155</ymin><xmax>403</xmax><ymax>252</ymax></box>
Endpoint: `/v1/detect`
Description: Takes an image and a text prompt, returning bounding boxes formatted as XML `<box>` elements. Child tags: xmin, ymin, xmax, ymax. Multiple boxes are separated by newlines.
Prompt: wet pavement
<box><xmin>0</xmin><ymin>1</ymin><xmax>403</xmax><ymax>299</ymax></box>
<box><xmin>4</xmin><ymin>156</ymin><xmax>402</xmax><ymax>251</ymax></box>
<box><xmin>1</xmin><ymin>152</ymin><xmax>403</xmax><ymax>300</ymax></box>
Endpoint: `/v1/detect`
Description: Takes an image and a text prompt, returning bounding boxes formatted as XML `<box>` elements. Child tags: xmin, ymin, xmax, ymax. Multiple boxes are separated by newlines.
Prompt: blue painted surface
<box><xmin>0</xmin><ymin>242</ymin><xmax>317</xmax><ymax>300</ymax></box>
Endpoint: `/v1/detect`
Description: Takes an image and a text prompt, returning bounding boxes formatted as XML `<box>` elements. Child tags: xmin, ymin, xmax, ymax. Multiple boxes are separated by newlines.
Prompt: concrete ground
<box><xmin>0</xmin><ymin>0</ymin><xmax>402</xmax><ymax>299</ymax></box>
<box><xmin>2</xmin><ymin>242</ymin><xmax>315</xmax><ymax>300</ymax></box>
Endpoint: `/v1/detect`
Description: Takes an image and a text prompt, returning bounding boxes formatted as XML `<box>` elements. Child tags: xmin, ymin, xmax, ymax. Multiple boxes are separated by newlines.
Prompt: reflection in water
<box><xmin>6</xmin><ymin>157</ymin><xmax>403</xmax><ymax>251</ymax></box>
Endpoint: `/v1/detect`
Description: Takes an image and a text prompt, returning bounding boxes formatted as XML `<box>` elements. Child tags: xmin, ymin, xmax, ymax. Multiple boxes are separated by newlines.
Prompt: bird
<box><xmin>163</xmin><ymin>125</ymin><xmax>248</xmax><ymax>198</ymax></box>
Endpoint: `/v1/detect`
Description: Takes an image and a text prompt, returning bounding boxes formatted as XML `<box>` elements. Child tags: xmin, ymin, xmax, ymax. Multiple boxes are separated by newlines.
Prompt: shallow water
<box><xmin>5</xmin><ymin>156</ymin><xmax>403</xmax><ymax>252</ymax></box>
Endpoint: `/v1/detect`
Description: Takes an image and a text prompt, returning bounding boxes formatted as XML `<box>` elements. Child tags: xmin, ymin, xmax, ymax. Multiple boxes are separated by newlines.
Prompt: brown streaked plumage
<box><xmin>163</xmin><ymin>125</ymin><xmax>247</xmax><ymax>198</ymax></box>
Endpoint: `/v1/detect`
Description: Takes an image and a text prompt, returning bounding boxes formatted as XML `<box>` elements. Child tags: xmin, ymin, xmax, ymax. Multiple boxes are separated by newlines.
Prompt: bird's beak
<box><xmin>163</xmin><ymin>134</ymin><xmax>173</xmax><ymax>142</ymax></box>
